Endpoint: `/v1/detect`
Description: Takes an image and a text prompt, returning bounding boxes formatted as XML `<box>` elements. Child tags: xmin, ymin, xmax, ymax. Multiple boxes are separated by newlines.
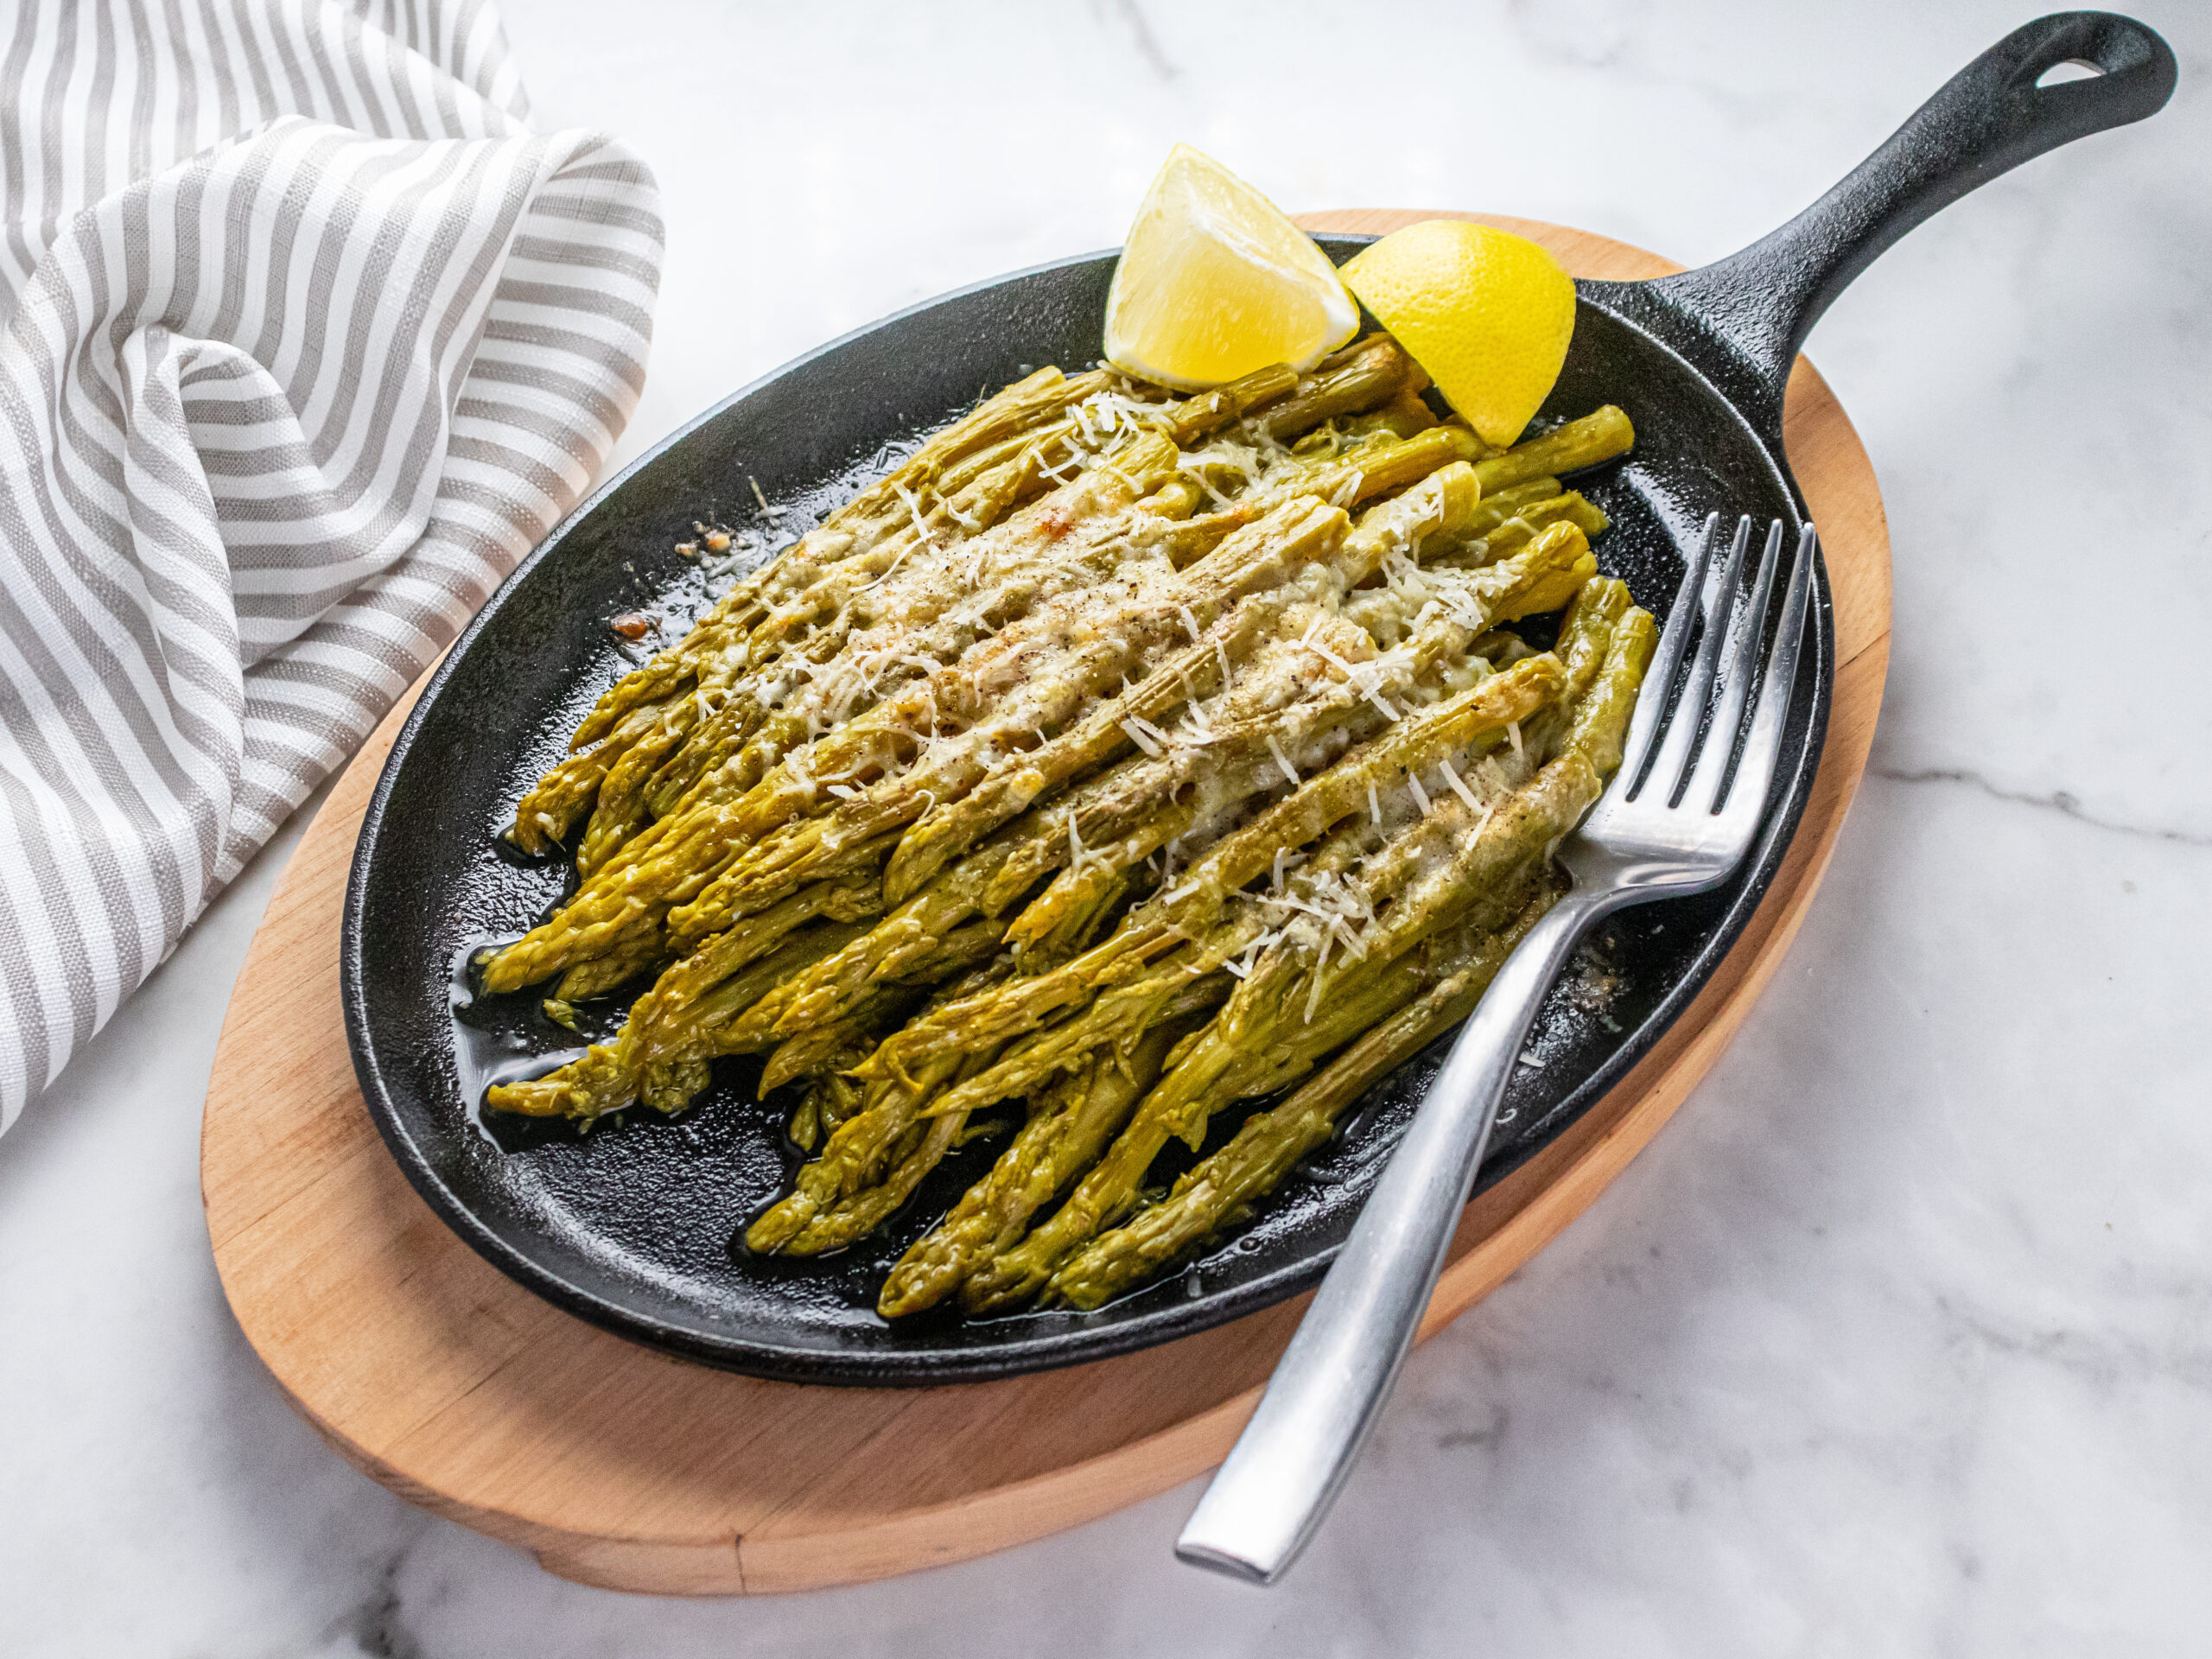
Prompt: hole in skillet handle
<box><xmin>2036</xmin><ymin>59</ymin><xmax>2106</xmax><ymax>87</ymax></box>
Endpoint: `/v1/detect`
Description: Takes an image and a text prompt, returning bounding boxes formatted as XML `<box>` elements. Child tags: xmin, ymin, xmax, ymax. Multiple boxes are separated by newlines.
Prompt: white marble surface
<box><xmin>5</xmin><ymin>1</ymin><xmax>2210</xmax><ymax>1652</ymax></box>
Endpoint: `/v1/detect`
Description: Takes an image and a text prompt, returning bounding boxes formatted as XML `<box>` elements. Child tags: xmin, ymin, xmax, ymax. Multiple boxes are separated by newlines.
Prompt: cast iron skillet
<box><xmin>342</xmin><ymin>15</ymin><xmax>2172</xmax><ymax>1385</ymax></box>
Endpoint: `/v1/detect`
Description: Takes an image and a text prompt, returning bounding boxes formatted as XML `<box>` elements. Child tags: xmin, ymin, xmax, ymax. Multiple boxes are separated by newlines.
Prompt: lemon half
<box><xmin>1104</xmin><ymin>144</ymin><xmax>1358</xmax><ymax>390</ymax></box>
<box><xmin>1340</xmin><ymin>220</ymin><xmax>1576</xmax><ymax>447</ymax></box>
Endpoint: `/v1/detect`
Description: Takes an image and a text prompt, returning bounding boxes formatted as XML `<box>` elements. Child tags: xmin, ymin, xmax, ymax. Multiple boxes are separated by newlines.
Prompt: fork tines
<box><xmin>1620</xmin><ymin>513</ymin><xmax>1818</xmax><ymax>823</ymax></box>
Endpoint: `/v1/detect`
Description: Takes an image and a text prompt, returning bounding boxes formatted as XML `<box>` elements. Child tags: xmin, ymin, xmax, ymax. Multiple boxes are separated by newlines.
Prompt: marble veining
<box><xmin>1872</xmin><ymin>766</ymin><xmax>2212</xmax><ymax>848</ymax></box>
<box><xmin>3</xmin><ymin>1</ymin><xmax>2208</xmax><ymax>1653</ymax></box>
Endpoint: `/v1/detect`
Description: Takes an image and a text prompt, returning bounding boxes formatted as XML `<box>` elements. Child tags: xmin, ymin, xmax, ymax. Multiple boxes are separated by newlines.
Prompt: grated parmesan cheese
<box><xmin>1303</xmin><ymin>956</ymin><xmax>1330</xmax><ymax>1024</ymax></box>
<box><xmin>1037</xmin><ymin>448</ymin><xmax>1085</xmax><ymax>485</ymax></box>
<box><xmin>1438</xmin><ymin>758</ymin><xmax>1483</xmax><ymax>813</ymax></box>
<box><xmin>1295</xmin><ymin>628</ymin><xmax>1402</xmax><ymax>721</ymax></box>
<box><xmin>1120</xmin><ymin>718</ymin><xmax>1164</xmax><ymax>760</ymax></box>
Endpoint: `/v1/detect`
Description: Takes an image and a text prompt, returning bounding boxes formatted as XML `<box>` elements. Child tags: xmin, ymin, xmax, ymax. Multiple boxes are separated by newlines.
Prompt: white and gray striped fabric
<box><xmin>0</xmin><ymin>0</ymin><xmax>662</xmax><ymax>1130</ymax></box>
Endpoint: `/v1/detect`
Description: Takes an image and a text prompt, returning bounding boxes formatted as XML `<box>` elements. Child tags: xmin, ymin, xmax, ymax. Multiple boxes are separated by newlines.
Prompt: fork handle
<box><xmin>1176</xmin><ymin>891</ymin><xmax>1603</xmax><ymax>1584</ymax></box>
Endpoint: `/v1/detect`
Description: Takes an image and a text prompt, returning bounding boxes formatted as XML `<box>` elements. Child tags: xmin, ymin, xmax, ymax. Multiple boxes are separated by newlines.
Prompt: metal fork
<box><xmin>1176</xmin><ymin>513</ymin><xmax>1821</xmax><ymax>1585</ymax></box>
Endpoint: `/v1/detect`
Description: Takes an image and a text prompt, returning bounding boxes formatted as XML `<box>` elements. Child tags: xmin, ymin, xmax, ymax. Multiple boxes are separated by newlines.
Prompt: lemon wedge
<box><xmin>1339</xmin><ymin>220</ymin><xmax>1577</xmax><ymax>447</ymax></box>
<box><xmin>1104</xmin><ymin>144</ymin><xmax>1358</xmax><ymax>390</ymax></box>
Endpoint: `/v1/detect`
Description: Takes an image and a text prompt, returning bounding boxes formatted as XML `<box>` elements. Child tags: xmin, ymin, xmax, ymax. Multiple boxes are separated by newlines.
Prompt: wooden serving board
<box><xmin>202</xmin><ymin>213</ymin><xmax>1891</xmax><ymax>1596</ymax></box>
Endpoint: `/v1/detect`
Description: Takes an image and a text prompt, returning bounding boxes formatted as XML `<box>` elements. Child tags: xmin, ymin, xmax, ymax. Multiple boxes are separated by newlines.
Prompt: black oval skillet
<box><xmin>341</xmin><ymin>15</ymin><xmax>2172</xmax><ymax>1385</ymax></box>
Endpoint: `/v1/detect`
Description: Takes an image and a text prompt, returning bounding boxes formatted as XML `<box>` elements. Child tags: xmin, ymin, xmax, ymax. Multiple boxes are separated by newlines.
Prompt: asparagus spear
<box><xmin>550</xmin><ymin>927</ymin><xmax>667</xmax><ymax>1002</ymax></box>
<box><xmin>572</xmin><ymin>700</ymin><xmax>702</xmax><ymax>877</ymax></box>
<box><xmin>483</xmin><ymin>908</ymin><xmax>878</xmax><ymax>1120</ymax></box>
<box><xmin>1427</xmin><ymin>491</ymin><xmax>1610</xmax><ymax>572</ymax></box>
<box><xmin>1471</xmin><ymin>405</ymin><xmax>1634</xmax><ymax>494</ymax></box>
<box><xmin>755</xmin><ymin>836</ymin><xmax>1039</xmax><ymax>1038</ymax></box>
<box><xmin>510</xmin><ymin>696</ymin><xmax>670</xmax><ymax>855</ymax></box>
<box><xmin>787</xmin><ymin>1043</ymin><xmax>870</xmax><ymax>1152</ymax></box>
<box><xmin>877</xmin><ymin>1006</ymin><xmax>1215</xmax><ymax>1315</ymax></box>
<box><xmin>754</xmin><ymin>919</ymin><xmax>1005</xmax><ymax>1096</ymax></box>
<box><xmin>1332</xmin><ymin>387</ymin><xmax>1443</xmax><ymax>444</ymax></box>
<box><xmin>1567</xmin><ymin>606</ymin><xmax>1658</xmax><ymax>774</ymax></box>
<box><xmin>1245</xmin><ymin>335</ymin><xmax>1423</xmax><ymax>441</ymax></box>
<box><xmin>1042</xmin><ymin>885</ymin><xmax>1558</xmax><ymax>1310</ymax></box>
<box><xmin>773</xmin><ymin>976</ymin><xmax>1220</xmax><ymax>1260</ymax></box>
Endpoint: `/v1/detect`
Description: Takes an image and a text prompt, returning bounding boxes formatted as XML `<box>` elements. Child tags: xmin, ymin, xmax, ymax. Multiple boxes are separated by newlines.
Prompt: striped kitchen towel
<box><xmin>0</xmin><ymin>0</ymin><xmax>663</xmax><ymax>1130</ymax></box>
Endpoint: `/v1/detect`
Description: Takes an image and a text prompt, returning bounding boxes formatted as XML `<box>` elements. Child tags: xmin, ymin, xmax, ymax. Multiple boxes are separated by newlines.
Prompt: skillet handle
<box><xmin>1624</xmin><ymin>11</ymin><xmax>2175</xmax><ymax>429</ymax></box>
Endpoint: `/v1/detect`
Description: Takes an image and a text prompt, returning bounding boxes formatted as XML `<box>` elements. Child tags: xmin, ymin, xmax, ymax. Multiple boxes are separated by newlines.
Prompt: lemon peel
<box><xmin>1341</xmin><ymin>220</ymin><xmax>1576</xmax><ymax>447</ymax></box>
